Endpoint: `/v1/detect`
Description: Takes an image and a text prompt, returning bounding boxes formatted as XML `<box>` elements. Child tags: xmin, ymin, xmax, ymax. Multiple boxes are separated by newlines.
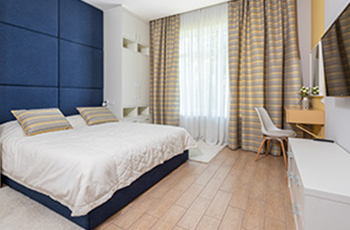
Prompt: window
<box><xmin>179</xmin><ymin>3</ymin><xmax>229</xmax><ymax>145</ymax></box>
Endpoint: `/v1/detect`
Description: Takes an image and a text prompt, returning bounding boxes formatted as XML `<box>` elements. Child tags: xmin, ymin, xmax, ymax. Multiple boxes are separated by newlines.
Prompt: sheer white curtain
<box><xmin>179</xmin><ymin>3</ymin><xmax>229</xmax><ymax>145</ymax></box>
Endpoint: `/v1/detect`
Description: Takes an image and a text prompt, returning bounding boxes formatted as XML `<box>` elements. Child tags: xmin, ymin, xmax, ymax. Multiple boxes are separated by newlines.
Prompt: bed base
<box><xmin>2</xmin><ymin>150</ymin><xmax>188</xmax><ymax>229</ymax></box>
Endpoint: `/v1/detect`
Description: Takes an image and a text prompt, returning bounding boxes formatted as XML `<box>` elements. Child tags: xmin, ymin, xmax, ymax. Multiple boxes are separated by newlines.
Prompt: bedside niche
<box><xmin>122</xmin><ymin>106</ymin><xmax>150</xmax><ymax>123</ymax></box>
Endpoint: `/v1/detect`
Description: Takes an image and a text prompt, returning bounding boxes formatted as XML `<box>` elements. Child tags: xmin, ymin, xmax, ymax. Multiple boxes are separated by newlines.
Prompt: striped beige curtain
<box><xmin>150</xmin><ymin>15</ymin><xmax>180</xmax><ymax>125</ymax></box>
<box><xmin>228</xmin><ymin>0</ymin><xmax>302</xmax><ymax>155</ymax></box>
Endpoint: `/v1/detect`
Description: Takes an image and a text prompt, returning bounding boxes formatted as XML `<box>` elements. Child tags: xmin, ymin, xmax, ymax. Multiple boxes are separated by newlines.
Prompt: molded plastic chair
<box><xmin>254</xmin><ymin>107</ymin><xmax>296</xmax><ymax>170</ymax></box>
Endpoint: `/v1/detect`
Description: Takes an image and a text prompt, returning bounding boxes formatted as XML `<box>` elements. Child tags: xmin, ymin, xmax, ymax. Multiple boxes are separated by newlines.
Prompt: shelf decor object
<box><xmin>299</xmin><ymin>86</ymin><xmax>310</xmax><ymax>110</ymax></box>
<box><xmin>311</xmin><ymin>86</ymin><xmax>320</xmax><ymax>95</ymax></box>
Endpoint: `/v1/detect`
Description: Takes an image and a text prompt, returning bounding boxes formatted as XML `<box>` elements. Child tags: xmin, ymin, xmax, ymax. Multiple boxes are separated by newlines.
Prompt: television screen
<box><xmin>322</xmin><ymin>4</ymin><xmax>350</xmax><ymax>97</ymax></box>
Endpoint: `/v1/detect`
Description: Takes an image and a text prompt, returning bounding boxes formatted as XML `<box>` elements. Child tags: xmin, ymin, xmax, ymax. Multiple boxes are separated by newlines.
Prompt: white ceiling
<box><xmin>82</xmin><ymin>0</ymin><xmax>228</xmax><ymax>21</ymax></box>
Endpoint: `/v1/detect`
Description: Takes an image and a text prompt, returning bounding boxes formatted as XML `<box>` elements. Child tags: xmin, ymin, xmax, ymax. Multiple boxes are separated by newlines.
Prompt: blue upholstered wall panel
<box><xmin>60</xmin><ymin>0</ymin><xmax>103</xmax><ymax>49</ymax></box>
<box><xmin>0</xmin><ymin>0</ymin><xmax>103</xmax><ymax>124</ymax></box>
<box><xmin>0</xmin><ymin>0</ymin><xmax>58</xmax><ymax>36</ymax></box>
<box><xmin>60</xmin><ymin>40</ymin><xmax>103</xmax><ymax>89</ymax></box>
<box><xmin>59</xmin><ymin>88</ymin><xmax>103</xmax><ymax>115</ymax></box>
<box><xmin>0</xmin><ymin>86</ymin><xmax>58</xmax><ymax>123</ymax></box>
<box><xmin>0</xmin><ymin>24</ymin><xmax>58</xmax><ymax>87</ymax></box>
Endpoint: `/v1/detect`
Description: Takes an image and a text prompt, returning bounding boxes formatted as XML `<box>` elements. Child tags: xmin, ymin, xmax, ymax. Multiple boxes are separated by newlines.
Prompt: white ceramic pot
<box><xmin>301</xmin><ymin>97</ymin><xmax>309</xmax><ymax>110</ymax></box>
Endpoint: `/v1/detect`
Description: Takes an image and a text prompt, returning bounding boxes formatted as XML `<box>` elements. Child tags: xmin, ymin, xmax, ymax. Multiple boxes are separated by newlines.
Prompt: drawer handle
<box><xmin>292</xmin><ymin>203</ymin><xmax>301</xmax><ymax>216</ymax></box>
<box><xmin>287</xmin><ymin>171</ymin><xmax>294</xmax><ymax>179</ymax></box>
<box><xmin>293</xmin><ymin>174</ymin><xmax>301</xmax><ymax>185</ymax></box>
<box><xmin>287</xmin><ymin>151</ymin><xmax>294</xmax><ymax>158</ymax></box>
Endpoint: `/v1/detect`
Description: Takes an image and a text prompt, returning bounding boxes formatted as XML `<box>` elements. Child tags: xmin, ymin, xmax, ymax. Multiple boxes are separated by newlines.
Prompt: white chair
<box><xmin>254</xmin><ymin>107</ymin><xmax>296</xmax><ymax>170</ymax></box>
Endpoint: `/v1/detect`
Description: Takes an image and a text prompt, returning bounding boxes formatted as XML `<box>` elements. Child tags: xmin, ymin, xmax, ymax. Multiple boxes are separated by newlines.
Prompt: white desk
<box><xmin>288</xmin><ymin>138</ymin><xmax>350</xmax><ymax>230</ymax></box>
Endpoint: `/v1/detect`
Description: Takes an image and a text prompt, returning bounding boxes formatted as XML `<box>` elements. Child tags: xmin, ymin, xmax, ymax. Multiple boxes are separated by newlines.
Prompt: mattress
<box><xmin>0</xmin><ymin>116</ymin><xmax>196</xmax><ymax>216</ymax></box>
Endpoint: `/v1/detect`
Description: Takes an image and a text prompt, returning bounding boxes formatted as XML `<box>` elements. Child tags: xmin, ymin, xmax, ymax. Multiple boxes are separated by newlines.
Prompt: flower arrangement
<box><xmin>311</xmin><ymin>86</ymin><xmax>320</xmax><ymax>95</ymax></box>
<box><xmin>299</xmin><ymin>86</ymin><xmax>310</xmax><ymax>98</ymax></box>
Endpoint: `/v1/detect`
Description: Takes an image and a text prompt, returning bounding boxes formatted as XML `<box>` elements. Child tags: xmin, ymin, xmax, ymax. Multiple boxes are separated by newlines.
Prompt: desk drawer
<box><xmin>286</xmin><ymin>109</ymin><xmax>324</xmax><ymax>125</ymax></box>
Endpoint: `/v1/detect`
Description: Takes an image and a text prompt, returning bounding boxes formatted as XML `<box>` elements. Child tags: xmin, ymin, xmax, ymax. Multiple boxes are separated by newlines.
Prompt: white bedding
<box><xmin>0</xmin><ymin>116</ymin><xmax>196</xmax><ymax>216</ymax></box>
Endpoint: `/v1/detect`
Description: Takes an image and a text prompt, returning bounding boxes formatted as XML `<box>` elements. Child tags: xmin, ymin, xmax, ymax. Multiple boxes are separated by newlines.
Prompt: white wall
<box><xmin>325</xmin><ymin>0</ymin><xmax>350</xmax><ymax>31</ymax></box>
<box><xmin>297</xmin><ymin>0</ymin><xmax>312</xmax><ymax>86</ymax></box>
<box><xmin>324</xmin><ymin>0</ymin><xmax>350</xmax><ymax>152</ymax></box>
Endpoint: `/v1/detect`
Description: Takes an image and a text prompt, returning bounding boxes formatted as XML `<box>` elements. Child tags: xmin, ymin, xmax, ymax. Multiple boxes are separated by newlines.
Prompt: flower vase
<box><xmin>301</xmin><ymin>97</ymin><xmax>309</xmax><ymax>110</ymax></box>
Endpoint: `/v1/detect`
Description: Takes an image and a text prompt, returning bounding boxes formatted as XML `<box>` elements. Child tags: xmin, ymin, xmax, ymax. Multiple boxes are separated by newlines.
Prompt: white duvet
<box><xmin>0</xmin><ymin>116</ymin><xmax>196</xmax><ymax>216</ymax></box>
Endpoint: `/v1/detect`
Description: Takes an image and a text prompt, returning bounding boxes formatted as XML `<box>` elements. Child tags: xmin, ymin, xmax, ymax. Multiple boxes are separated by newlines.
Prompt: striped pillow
<box><xmin>11</xmin><ymin>108</ymin><xmax>73</xmax><ymax>136</ymax></box>
<box><xmin>77</xmin><ymin>107</ymin><xmax>118</xmax><ymax>125</ymax></box>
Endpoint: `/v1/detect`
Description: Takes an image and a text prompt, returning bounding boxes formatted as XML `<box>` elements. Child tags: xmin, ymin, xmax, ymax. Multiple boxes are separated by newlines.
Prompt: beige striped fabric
<box><xmin>150</xmin><ymin>15</ymin><xmax>180</xmax><ymax>126</ymax></box>
<box><xmin>77</xmin><ymin>107</ymin><xmax>118</xmax><ymax>126</ymax></box>
<box><xmin>11</xmin><ymin>108</ymin><xmax>72</xmax><ymax>136</ymax></box>
<box><xmin>228</xmin><ymin>0</ymin><xmax>302</xmax><ymax>155</ymax></box>
<box><xmin>322</xmin><ymin>7</ymin><xmax>350</xmax><ymax>96</ymax></box>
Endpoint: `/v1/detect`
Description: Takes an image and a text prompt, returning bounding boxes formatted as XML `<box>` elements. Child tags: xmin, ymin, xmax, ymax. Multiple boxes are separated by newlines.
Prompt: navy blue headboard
<box><xmin>0</xmin><ymin>0</ymin><xmax>103</xmax><ymax>123</ymax></box>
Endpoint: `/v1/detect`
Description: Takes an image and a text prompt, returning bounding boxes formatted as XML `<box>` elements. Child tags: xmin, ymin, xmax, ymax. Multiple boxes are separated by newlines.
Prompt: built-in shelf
<box><xmin>122</xmin><ymin>106</ymin><xmax>151</xmax><ymax>123</ymax></box>
<box><xmin>137</xmin><ymin>44</ymin><xmax>149</xmax><ymax>56</ymax></box>
<box><xmin>123</xmin><ymin>107</ymin><xmax>137</xmax><ymax>118</ymax></box>
<box><xmin>122</xmin><ymin>38</ymin><xmax>137</xmax><ymax>51</ymax></box>
<box><xmin>122</xmin><ymin>114</ymin><xmax>151</xmax><ymax>123</ymax></box>
<box><xmin>123</xmin><ymin>106</ymin><xmax>150</xmax><ymax>118</ymax></box>
<box><xmin>123</xmin><ymin>38</ymin><xmax>149</xmax><ymax>56</ymax></box>
<box><xmin>138</xmin><ymin>106</ymin><xmax>149</xmax><ymax>116</ymax></box>
<box><xmin>105</xmin><ymin>7</ymin><xmax>149</xmax><ymax>121</ymax></box>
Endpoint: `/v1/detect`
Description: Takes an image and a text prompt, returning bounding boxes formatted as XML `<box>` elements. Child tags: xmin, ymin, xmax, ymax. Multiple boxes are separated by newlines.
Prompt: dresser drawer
<box><xmin>304</xmin><ymin>195</ymin><xmax>350</xmax><ymax>230</ymax></box>
<box><xmin>288</xmin><ymin>138</ymin><xmax>350</xmax><ymax>230</ymax></box>
<box><xmin>288</xmin><ymin>150</ymin><xmax>305</xmax><ymax>230</ymax></box>
<box><xmin>292</xmin><ymin>202</ymin><xmax>304</xmax><ymax>230</ymax></box>
<box><xmin>290</xmin><ymin>170</ymin><xmax>304</xmax><ymax>208</ymax></box>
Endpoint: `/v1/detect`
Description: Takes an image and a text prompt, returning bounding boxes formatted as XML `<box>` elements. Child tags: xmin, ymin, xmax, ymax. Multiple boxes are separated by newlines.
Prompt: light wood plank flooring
<box><xmin>96</xmin><ymin>148</ymin><xmax>296</xmax><ymax>230</ymax></box>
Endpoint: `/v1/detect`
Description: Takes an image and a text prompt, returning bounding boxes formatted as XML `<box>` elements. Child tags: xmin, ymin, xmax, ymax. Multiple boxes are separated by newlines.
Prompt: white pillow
<box><xmin>66</xmin><ymin>115</ymin><xmax>88</xmax><ymax>129</ymax></box>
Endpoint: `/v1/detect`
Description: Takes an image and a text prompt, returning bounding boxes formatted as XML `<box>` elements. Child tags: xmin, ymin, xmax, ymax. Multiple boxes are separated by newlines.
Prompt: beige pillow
<box><xmin>76</xmin><ymin>107</ymin><xmax>118</xmax><ymax>125</ymax></box>
<box><xmin>11</xmin><ymin>108</ymin><xmax>73</xmax><ymax>136</ymax></box>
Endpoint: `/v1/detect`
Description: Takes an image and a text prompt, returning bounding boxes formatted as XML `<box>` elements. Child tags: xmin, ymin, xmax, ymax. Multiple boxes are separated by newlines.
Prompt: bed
<box><xmin>0</xmin><ymin>115</ymin><xmax>196</xmax><ymax>229</ymax></box>
<box><xmin>0</xmin><ymin>0</ymin><xmax>194</xmax><ymax>227</ymax></box>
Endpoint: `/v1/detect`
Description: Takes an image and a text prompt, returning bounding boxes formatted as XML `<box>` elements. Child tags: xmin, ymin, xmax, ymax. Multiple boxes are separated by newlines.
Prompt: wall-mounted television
<box><xmin>322</xmin><ymin>3</ymin><xmax>350</xmax><ymax>97</ymax></box>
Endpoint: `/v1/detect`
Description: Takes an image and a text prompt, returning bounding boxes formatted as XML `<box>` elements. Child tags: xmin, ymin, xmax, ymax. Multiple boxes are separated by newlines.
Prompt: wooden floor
<box><xmin>96</xmin><ymin>148</ymin><xmax>296</xmax><ymax>230</ymax></box>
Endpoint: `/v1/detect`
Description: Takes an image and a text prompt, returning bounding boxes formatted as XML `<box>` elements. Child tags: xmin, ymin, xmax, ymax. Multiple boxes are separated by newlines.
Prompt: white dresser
<box><xmin>288</xmin><ymin>138</ymin><xmax>350</xmax><ymax>230</ymax></box>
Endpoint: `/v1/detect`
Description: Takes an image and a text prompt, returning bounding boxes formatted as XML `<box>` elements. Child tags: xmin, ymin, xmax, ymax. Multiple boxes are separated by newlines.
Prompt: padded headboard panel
<box><xmin>0</xmin><ymin>86</ymin><xmax>59</xmax><ymax>122</ymax></box>
<box><xmin>60</xmin><ymin>88</ymin><xmax>103</xmax><ymax>115</ymax></box>
<box><xmin>60</xmin><ymin>40</ymin><xmax>103</xmax><ymax>89</ymax></box>
<box><xmin>0</xmin><ymin>0</ymin><xmax>103</xmax><ymax>123</ymax></box>
<box><xmin>0</xmin><ymin>23</ymin><xmax>59</xmax><ymax>87</ymax></box>
<box><xmin>60</xmin><ymin>0</ymin><xmax>103</xmax><ymax>49</ymax></box>
<box><xmin>0</xmin><ymin>0</ymin><xmax>58</xmax><ymax>36</ymax></box>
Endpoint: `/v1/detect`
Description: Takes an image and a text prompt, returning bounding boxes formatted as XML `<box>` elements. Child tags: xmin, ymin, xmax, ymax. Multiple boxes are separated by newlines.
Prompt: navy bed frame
<box><xmin>0</xmin><ymin>0</ymin><xmax>189</xmax><ymax>229</ymax></box>
<box><xmin>2</xmin><ymin>151</ymin><xmax>188</xmax><ymax>229</ymax></box>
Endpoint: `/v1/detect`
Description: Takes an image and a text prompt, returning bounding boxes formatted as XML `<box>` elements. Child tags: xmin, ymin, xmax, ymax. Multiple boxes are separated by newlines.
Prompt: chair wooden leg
<box><xmin>265</xmin><ymin>139</ymin><xmax>271</xmax><ymax>156</ymax></box>
<box><xmin>255</xmin><ymin>136</ymin><xmax>267</xmax><ymax>162</ymax></box>
<box><xmin>279</xmin><ymin>139</ymin><xmax>288</xmax><ymax>170</ymax></box>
